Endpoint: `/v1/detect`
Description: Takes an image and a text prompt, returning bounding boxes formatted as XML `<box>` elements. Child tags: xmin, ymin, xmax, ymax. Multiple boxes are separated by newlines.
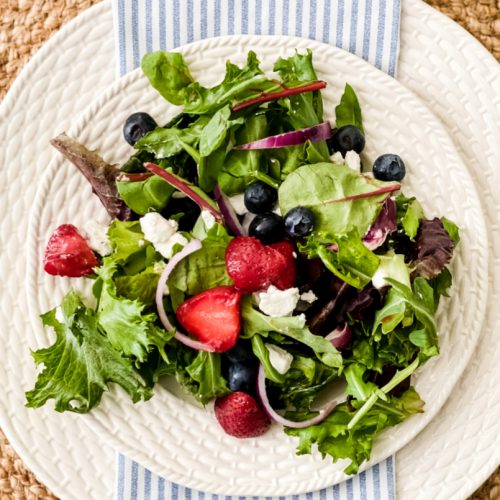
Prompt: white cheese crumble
<box><xmin>172</xmin><ymin>191</ymin><xmax>188</xmax><ymax>199</ymax></box>
<box><xmin>273</xmin><ymin>205</ymin><xmax>282</xmax><ymax>216</ymax></box>
<box><xmin>138</xmin><ymin>239</ymin><xmax>145</xmax><ymax>247</ymax></box>
<box><xmin>265</xmin><ymin>343</ymin><xmax>294</xmax><ymax>375</ymax></box>
<box><xmin>228</xmin><ymin>193</ymin><xmax>248</xmax><ymax>215</ymax></box>
<box><xmin>331</xmin><ymin>151</ymin><xmax>345</xmax><ymax>164</ymax></box>
<box><xmin>81</xmin><ymin>220</ymin><xmax>112</xmax><ymax>256</ymax></box>
<box><xmin>300</xmin><ymin>290</ymin><xmax>318</xmax><ymax>304</ymax></box>
<box><xmin>201</xmin><ymin>210</ymin><xmax>216</xmax><ymax>230</ymax></box>
<box><xmin>257</xmin><ymin>285</ymin><xmax>300</xmax><ymax>317</ymax></box>
<box><xmin>139</xmin><ymin>212</ymin><xmax>187</xmax><ymax>259</ymax></box>
<box><xmin>345</xmin><ymin>150</ymin><xmax>361</xmax><ymax>172</ymax></box>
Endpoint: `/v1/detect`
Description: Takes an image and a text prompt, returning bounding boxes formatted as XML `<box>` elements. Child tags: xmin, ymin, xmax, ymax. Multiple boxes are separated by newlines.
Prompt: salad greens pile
<box><xmin>27</xmin><ymin>49</ymin><xmax>459</xmax><ymax>474</ymax></box>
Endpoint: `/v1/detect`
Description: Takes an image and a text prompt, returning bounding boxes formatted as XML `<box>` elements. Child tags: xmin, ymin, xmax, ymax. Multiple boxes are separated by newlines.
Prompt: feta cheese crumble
<box><xmin>82</xmin><ymin>220</ymin><xmax>112</xmax><ymax>256</ymax></box>
<box><xmin>257</xmin><ymin>285</ymin><xmax>300</xmax><ymax>317</ymax></box>
<box><xmin>201</xmin><ymin>210</ymin><xmax>216</xmax><ymax>230</ymax></box>
<box><xmin>300</xmin><ymin>290</ymin><xmax>318</xmax><ymax>304</ymax></box>
<box><xmin>345</xmin><ymin>150</ymin><xmax>361</xmax><ymax>172</ymax></box>
<box><xmin>139</xmin><ymin>212</ymin><xmax>187</xmax><ymax>259</ymax></box>
<box><xmin>228</xmin><ymin>193</ymin><xmax>248</xmax><ymax>215</ymax></box>
<box><xmin>265</xmin><ymin>343</ymin><xmax>294</xmax><ymax>375</ymax></box>
<box><xmin>331</xmin><ymin>151</ymin><xmax>345</xmax><ymax>164</ymax></box>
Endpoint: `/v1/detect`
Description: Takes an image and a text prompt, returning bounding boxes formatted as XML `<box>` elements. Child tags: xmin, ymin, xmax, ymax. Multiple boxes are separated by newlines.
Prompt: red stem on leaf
<box><xmin>323</xmin><ymin>184</ymin><xmax>400</xmax><ymax>204</ymax></box>
<box><xmin>144</xmin><ymin>162</ymin><xmax>223</xmax><ymax>221</ymax></box>
<box><xmin>231</xmin><ymin>80</ymin><xmax>327</xmax><ymax>113</ymax></box>
<box><xmin>117</xmin><ymin>172</ymin><xmax>154</xmax><ymax>182</ymax></box>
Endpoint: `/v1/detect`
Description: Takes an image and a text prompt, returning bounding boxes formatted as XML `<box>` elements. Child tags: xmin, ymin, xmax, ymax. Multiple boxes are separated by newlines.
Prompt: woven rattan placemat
<box><xmin>0</xmin><ymin>1</ymin><xmax>498</xmax><ymax>498</ymax></box>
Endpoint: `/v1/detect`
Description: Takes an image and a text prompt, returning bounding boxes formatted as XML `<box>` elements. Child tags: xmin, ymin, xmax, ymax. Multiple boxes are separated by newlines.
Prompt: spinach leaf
<box><xmin>218</xmin><ymin>114</ymin><xmax>269</xmax><ymax>194</ymax></box>
<box><xmin>183</xmin><ymin>51</ymin><xmax>275</xmax><ymax>114</ymax></box>
<box><xmin>335</xmin><ymin>83</ymin><xmax>364</xmax><ymax>134</ymax></box>
<box><xmin>300</xmin><ymin>229</ymin><xmax>380</xmax><ymax>289</ymax></box>
<box><xmin>135</xmin><ymin>116</ymin><xmax>210</xmax><ymax>159</ymax></box>
<box><xmin>441</xmin><ymin>216</ymin><xmax>460</xmax><ymax>245</ymax></box>
<box><xmin>141</xmin><ymin>51</ymin><xmax>194</xmax><ymax>105</ymax></box>
<box><xmin>279</xmin><ymin>163</ymin><xmax>399</xmax><ymax>235</ymax></box>
<box><xmin>274</xmin><ymin>50</ymin><xmax>329</xmax><ymax>161</ymax></box>
<box><xmin>251</xmin><ymin>335</ymin><xmax>285</xmax><ymax>384</ymax></box>
<box><xmin>198</xmin><ymin>105</ymin><xmax>244</xmax><ymax>157</ymax></box>
<box><xmin>25</xmin><ymin>291</ymin><xmax>152</xmax><ymax>413</ymax></box>
<box><xmin>116</xmin><ymin>176</ymin><xmax>175</xmax><ymax>215</ymax></box>
<box><xmin>184</xmin><ymin>351</ymin><xmax>229</xmax><ymax>404</ymax></box>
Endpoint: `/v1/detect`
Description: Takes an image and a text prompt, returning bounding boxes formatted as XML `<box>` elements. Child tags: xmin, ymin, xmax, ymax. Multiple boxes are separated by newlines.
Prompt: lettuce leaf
<box><xmin>335</xmin><ymin>83</ymin><xmax>364</xmax><ymax>134</ymax></box>
<box><xmin>167</xmin><ymin>226</ymin><xmax>233</xmax><ymax>295</ymax></box>
<box><xmin>300</xmin><ymin>229</ymin><xmax>380</xmax><ymax>289</ymax></box>
<box><xmin>278</xmin><ymin>163</ymin><xmax>399</xmax><ymax>235</ymax></box>
<box><xmin>96</xmin><ymin>259</ymin><xmax>171</xmax><ymax>362</ymax></box>
<box><xmin>241</xmin><ymin>299</ymin><xmax>342</xmax><ymax>368</ymax></box>
<box><xmin>285</xmin><ymin>387</ymin><xmax>423</xmax><ymax>474</ymax></box>
<box><xmin>25</xmin><ymin>291</ymin><xmax>152</xmax><ymax>413</ymax></box>
<box><xmin>141</xmin><ymin>51</ymin><xmax>194</xmax><ymax>105</ymax></box>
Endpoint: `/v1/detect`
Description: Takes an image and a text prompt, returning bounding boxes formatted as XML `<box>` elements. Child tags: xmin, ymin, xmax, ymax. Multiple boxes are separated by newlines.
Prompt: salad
<box><xmin>26</xmin><ymin>49</ymin><xmax>459</xmax><ymax>474</ymax></box>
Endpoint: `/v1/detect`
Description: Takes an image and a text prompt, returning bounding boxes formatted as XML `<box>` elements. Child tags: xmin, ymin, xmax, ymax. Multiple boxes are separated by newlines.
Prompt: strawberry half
<box><xmin>214</xmin><ymin>391</ymin><xmax>271</xmax><ymax>438</ymax></box>
<box><xmin>44</xmin><ymin>224</ymin><xmax>99</xmax><ymax>277</ymax></box>
<box><xmin>268</xmin><ymin>241</ymin><xmax>297</xmax><ymax>290</ymax></box>
<box><xmin>225</xmin><ymin>236</ymin><xmax>297</xmax><ymax>293</ymax></box>
<box><xmin>176</xmin><ymin>285</ymin><xmax>242</xmax><ymax>352</ymax></box>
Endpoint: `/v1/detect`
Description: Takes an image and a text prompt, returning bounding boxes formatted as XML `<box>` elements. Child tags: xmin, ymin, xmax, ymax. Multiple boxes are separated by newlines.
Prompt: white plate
<box><xmin>25</xmin><ymin>35</ymin><xmax>487</xmax><ymax>496</ymax></box>
<box><xmin>0</xmin><ymin>1</ymin><xmax>499</xmax><ymax>499</ymax></box>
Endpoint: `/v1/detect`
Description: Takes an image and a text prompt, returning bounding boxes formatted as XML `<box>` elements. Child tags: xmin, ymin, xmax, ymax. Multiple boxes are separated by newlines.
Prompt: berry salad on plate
<box><xmin>26</xmin><ymin>49</ymin><xmax>459</xmax><ymax>474</ymax></box>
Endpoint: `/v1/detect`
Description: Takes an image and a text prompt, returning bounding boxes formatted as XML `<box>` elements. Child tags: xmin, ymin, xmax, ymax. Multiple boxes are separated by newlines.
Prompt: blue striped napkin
<box><xmin>112</xmin><ymin>1</ymin><xmax>401</xmax><ymax>499</ymax></box>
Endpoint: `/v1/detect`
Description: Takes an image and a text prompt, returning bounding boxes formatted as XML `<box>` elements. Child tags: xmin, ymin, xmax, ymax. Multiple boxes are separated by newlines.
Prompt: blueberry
<box><xmin>225</xmin><ymin>341</ymin><xmax>254</xmax><ymax>364</ymax></box>
<box><xmin>248</xmin><ymin>212</ymin><xmax>284</xmax><ymax>244</ymax></box>
<box><xmin>244</xmin><ymin>181</ymin><xmax>278</xmax><ymax>214</ymax></box>
<box><xmin>372</xmin><ymin>154</ymin><xmax>406</xmax><ymax>181</ymax></box>
<box><xmin>327</xmin><ymin>125</ymin><xmax>365</xmax><ymax>156</ymax></box>
<box><xmin>227</xmin><ymin>362</ymin><xmax>258</xmax><ymax>393</ymax></box>
<box><xmin>284</xmin><ymin>207</ymin><xmax>315</xmax><ymax>238</ymax></box>
<box><xmin>123</xmin><ymin>112</ymin><xmax>157</xmax><ymax>146</ymax></box>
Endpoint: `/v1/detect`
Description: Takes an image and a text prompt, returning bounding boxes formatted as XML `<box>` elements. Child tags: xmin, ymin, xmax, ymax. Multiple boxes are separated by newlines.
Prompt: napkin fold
<box><xmin>112</xmin><ymin>1</ymin><xmax>402</xmax><ymax>499</ymax></box>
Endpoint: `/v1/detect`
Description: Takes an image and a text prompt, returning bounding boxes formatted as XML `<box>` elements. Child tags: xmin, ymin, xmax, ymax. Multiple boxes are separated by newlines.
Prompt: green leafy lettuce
<box><xmin>278</xmin><ymin>163</ymin><xmax>399</xmax><ymax>235</ymax></box>
<box><xmin>25</xmin><ymin>291</ymin><xmax>152</xmax><ymax>413</ymax></box>
<box><xmin>335</xmin><ymin>83</ymin><xmax>364</xmax><ymax>133</ymax></box>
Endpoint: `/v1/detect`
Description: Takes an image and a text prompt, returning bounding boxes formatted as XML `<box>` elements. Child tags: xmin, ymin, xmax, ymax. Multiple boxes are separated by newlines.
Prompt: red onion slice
<box><xmin>325</xmin><ymin>324</ymin><xmax>352</xmax><ymax>351</ymax></box>
<box><xmin>213</xmin><ymin>184</ymin><xmax>245</xmax><ymax>236</ymax></box>
<box><xmin>155</xmin><ymin>239</ymin><xmax>216</xmax><ymax>352</ymax></box>
<box><xmin>363</xmin><ymin>198</ymin><xmax>397</xmax><ymax>250</ymax></box>
<box><xmin>235</xmin><ymin>122</ymin><xmax>332</xmax><ymax>150</ymax></box>
<box><xmin>257</xmin><ymin>365</ymin><xmax>337</xmax><ymax>428</ymax></box>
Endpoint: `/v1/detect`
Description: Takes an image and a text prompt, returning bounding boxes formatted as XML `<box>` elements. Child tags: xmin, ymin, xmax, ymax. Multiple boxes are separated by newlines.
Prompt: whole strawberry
<box><xmin>44</xmin><ymin>224</ymin><xmax>99</xmax><ymax>277</ymax></box>
<box><xmin>214</xmin><ymin>391</ymin><xmax>271</xmax><ymax>438</ymax></box>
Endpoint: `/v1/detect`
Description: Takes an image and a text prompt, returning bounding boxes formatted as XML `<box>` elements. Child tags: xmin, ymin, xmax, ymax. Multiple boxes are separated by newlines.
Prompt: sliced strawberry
<box><xmin>225</xmin><ymin>236</ymin><xmax>297</xmax><ymax>293</ymax></box>
<box><xmin>176</xmin><ymin>286</ymin><xmax>242</xmax><ymax>352</ymax></box>
<box><xmin>44</xmin><ymin>224</ymin><xmax>99</xmax><ymax>277</ymax></box>
<box><xmin>269</xmin><ymin>241</ymin><xmax>297</xmax><ymax>290</ymax></box>
<box><xmin>214</xmin><ymin>391</ymin><xmax>271</xmax><ymax>438</ymax></box>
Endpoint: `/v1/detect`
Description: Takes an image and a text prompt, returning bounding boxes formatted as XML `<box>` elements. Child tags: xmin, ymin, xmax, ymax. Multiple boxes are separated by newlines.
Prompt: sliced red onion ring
<box><xmin>155</xmin><ymin>239</ymin><xmax>216</xmax><ymax>352</ymax></box>
<box><xmin>235</xmin><ymin>122</ymin><xmax>332</xmax><ymax>150</ymax></box>
<box><xmin>257</xmin><ymin>365</ymin><xmax>337</xmax><ymax>428</ymax></box>
<box><xmin>325</xmin><ymin>324</ymin><xmax>352</xmax><ymax>351</ymax></box>
<box><xmin>213</xmin><ymin>184</ymin><xmax>245</xmax><ymax>236</ymax></box>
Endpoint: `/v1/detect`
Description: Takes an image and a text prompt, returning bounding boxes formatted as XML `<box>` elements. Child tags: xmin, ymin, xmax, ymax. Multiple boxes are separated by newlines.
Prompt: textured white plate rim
<box><xmin>25</xmin><ymin>33</ymin><xmax>488</xmax><ymax>496</ymax></box>
<box><xmin>0</xmin><ymin>1</ymin><xmax>499</xmax><ymax>498</ymax></box>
